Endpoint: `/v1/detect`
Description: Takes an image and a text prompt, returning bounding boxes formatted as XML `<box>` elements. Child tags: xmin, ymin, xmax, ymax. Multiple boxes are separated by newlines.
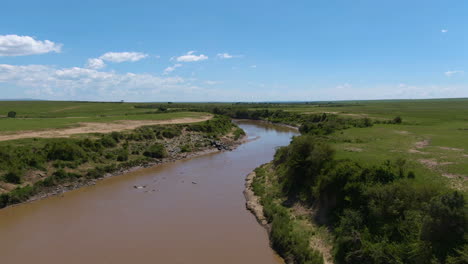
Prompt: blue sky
<box><xmin>0</xmin><ymin>0</ymin><xmax>467</xmax><ymax>102</ymax></box>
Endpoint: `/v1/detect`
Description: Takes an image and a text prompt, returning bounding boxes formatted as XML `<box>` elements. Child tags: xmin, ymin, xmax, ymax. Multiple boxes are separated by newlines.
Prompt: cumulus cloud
<box><xmin>163</xmin><ymin>64</ymin><xmax>182</xmax><ymax>75</ymax></box>
<box><xmin>441</xmin><ymin>29</ymin><xmax>448</xmax><ymax>33</ymax></box>
<box><xmin>0</xmin><ymin>63</ymin><xmax>203</xmax><ymax>101</ymax></box>
<box><xmin>86</xmin><ymin>58</ymin><xmax>106</xmax><ymax>70</ymax></box>
<box><xmin>176</xmin><ymin>51</ymin><xmax>208</xmax><ymax>62</ymax></box>
<box><xmin>99</xmin><ymin>52</ymin><xmax>148</xmax><ymax>62</ymax></box>
<box><xmin>0</xmin><ymin>34</ymin><xmax>62</xmax><ymax>56</ymax></box>
<box><xmin>85</xmin><ymin>51</ymin><xmax>148</xmax><ymax>69</ymax></box>
<box><xmin>217</xmin><ymin>53</ymin><xmax>242</xmax><ymax>59</ymax></box>
<box><xmin>445</xmin><ymin>70</ymin><xmax>464</xmax><ymax>77</ymax></box>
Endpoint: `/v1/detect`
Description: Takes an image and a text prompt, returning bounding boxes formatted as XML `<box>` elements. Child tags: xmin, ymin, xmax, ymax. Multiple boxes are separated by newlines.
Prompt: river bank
<box><xmin>13</xmin><ymin>131</ymin><xmax>247</xmax><ymax>208</ymax></box>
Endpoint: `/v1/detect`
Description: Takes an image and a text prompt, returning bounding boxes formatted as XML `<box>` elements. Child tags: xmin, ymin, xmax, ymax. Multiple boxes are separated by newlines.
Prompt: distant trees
<box><xmin>7</xmin><ymin>111</ymin><xmax>16</xmax><ymax>118</ymax></box>
<box><xmin>393</xmin><ymin>116</ymin><xmax>402</xmax><ymax>124</ymax></box>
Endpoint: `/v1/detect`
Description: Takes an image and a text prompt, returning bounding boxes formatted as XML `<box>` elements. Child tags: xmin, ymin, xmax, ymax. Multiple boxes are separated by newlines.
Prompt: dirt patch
<box><xmin>0</xmin><ymin>115</ymin><xmax>212</xmax><ymax>142</ymax></box>
<box><xmin>395</xmin><ymin>130</ymin><xmax>410</xmax><ymax>135</ymax></box>
<box><xmin>244</xmin><ymin>171</ymin><xmax>269</xmax><ymax>227</ymax></box>
<box><xmin>408</xmin><ymin>149</ymin><xmax>429</xmax><ymax>154</ymax></box>
<box><xmin>442</xmin><ymin>173</ymin><xmax>467</xmax><ymax>180</ymax></box>
<box><xmin>439</xmin><ymin>146</ymin><xmax>464</xmax><ymax>151</ymax></box>
<box><xmin>418</xmin><ymin>159</ymin><xmax>454</xmax><ymax>169</ymax></box>
<box><xmin>344</xmin><ymin>147</ymin><xmax>363</xmax><ymax>152</ymax></box>
<box><xmin>50</xmin><ymin>106</ymin><xmax>81</xmax><ymax>113</ymax></box>
<box><xmin>415</xmin><ymin>139</ymin><xmax>430</xmax><ymax>149</ymax></box>
<box><xmin>310</xmin><ymin>237</ymin><xmax>334</xmax><ymax>264</ymax></box>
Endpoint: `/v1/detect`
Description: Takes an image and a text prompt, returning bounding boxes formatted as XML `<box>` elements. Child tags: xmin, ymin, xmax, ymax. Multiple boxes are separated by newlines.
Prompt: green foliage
<box><xmin>180</xmin><ymin>144</ymin><xmax>192</xmax><ymax>153</ymax></box>
<box><xmin>275</xmin><ymin>135</ymin><xmax>335</xmax><ymax>198</ymax></box>
<box><xmin>7</xmin><ymin>111</ymin><xmax>16</xmax><ymax>118</ymax></box>
<box><xmin>393</xmin><ymin>116</ymin><xmax>403</xmax><ymax>124</ymax></box>
<box><xmin>268</xmin><ymin>133</ymin><xmax>467</xmax><ymax>264</ymax></box>
<box><xmin>143</xmin><ymin>143</ymin><xmax>167</xmax><ymax>158</ymax></box>
<box><xmin>116</xmin><ymin>148</ymin><xmax>129</xmax><ymax>161</ymax></box>
<box><xmin>233</xmin><ymin>127</ymin><xmax>246</xmax><ymax>140</ymax></box>
<box><xmin>45</xmin><ymin>140</ymin><xmax>87</xmax><ymax>161</ymax></box>
<box><xmin>162</xmin><ymin>127</ymin><xmax>182</xmax><ymax>138</ymax></box>
<box><xmin>186</xmin><ymin>115</ymin><xmax>235</xmax><ymax>136</ymax></box>
<box><xmin>3</xmin><ymin>170</ymin><xmax>22</xmax><ymax>184</ymax></box>
<box><xmin>100</xmin><ymin>135</ymin><xmax>117</xmax><ymax>147</ymax></box>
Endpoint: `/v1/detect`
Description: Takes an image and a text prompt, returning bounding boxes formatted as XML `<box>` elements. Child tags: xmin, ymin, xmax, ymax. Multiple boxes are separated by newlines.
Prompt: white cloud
<box><xmin>0</xmin><ymin>34</ymin><xmax>62</xmax><ymax>56</ymax></box>
<box><xmin>176</xmin><ymin>51</ymin><xmax>208</xmax><ymax>62</ymax></box>
<box><xmin>99</xmin><ymin>52</ymin><xmax>148</xmax><ymax>62</ymax></box>
<box><xmin>163</xmin><ymin>64</ymin><xmax>182</xmax><ymax>75</ymax></box>
<box><xmin>85</xmin><ymin>51</ymin><xmax>148</xmax><ymax>69</ymax></box>
<box><xmin>0</xmin><ymin>64</ymin><xmax>203</xmax><ymax>101</ymax></box>
<box><xmin>250</xmin><ymin>65</ymin><xmax>257</xmax><ymax>68</ymax></box>
<box><xmin>217</xmin><ymin>53</ymin><xmax>242</xmax><ymax>59</ymax></box>
<box><xmin>445</xmin><ymin>70</ymin><xmax>464</xmax><ymax>77</ymax></box>
<box><xmin>204</xmin><ymin>80</ymin><xmax>221</xmax><ymax>85</ymax></box>
<box><xmin>86</xmin><ymin>58</ymin><xmax>106</xmax><ymax>70</ymax></box>
<box><xmin>441</xmin><ymin>29</ymin><xmax>448</xmax><ymax>33</ymax></box>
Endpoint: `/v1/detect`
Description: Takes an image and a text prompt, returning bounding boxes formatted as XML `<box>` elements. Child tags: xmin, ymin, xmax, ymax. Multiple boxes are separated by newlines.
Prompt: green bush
<box><xmin>7</xmin><ymin>111</ymin><xmax>16</xmax><ymax>118</ymax></box>
<box><xmin>143</xmin><ymin>144</ymin><xmax>167</xmax><ymax>158</ymax></box>
<box><xmin>100</xmin><ymin>135</ymin><xmax>117</xmax><ymax>147</ymax></box>
<box><xmin>180</xmin><ymin>144</ymin><xmax>192</xmax><ymax>153</ymax></box>
<box><xmin>45</xmin><ymin>141</ymin><xmax>86</xmax><ymax>161</ymax></box>
<box><xmin>116</xmin><ymin>148</ymin><xmax>129</xmax><ymax>161</ymax></box>
<box><xmin>3</xmin><ymin>170</ymin><xmax>22</xmax><ymax>184</ymax></box>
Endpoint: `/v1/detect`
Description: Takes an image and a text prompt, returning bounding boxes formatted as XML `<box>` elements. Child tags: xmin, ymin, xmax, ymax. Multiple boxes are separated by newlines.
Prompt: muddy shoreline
<box><xmin>244</xmin><ymin>171</ymin><xmax>271</xmax><ymax>230</ymax></box>
<box><xmin>10</xmin><ymin>134</ymin><xmax>247</xmax><ymax>208</ymax></box>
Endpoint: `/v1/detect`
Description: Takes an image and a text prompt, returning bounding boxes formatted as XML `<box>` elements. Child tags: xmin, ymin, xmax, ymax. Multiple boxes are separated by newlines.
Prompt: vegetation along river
<box><xmin>0</xmin><ymin>120</ymin><xmax>298</xmax><ymax>264</ymax></box>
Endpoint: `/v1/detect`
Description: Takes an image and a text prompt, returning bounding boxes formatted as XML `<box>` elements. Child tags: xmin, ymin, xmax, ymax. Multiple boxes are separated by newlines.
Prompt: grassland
<box><xmin>240</xmin><ymin>99</ymin><xmax>468</xmax><ymax>191</ymax></box>
<box><xmin>2</xmin><ymin>99</ymin><xmax>465</xmax><ymax>190</ymax></box>
<box><xmin>0</xmin><ymin>101</ymin><xmax>208</xmax><ymax>133</ymax></box>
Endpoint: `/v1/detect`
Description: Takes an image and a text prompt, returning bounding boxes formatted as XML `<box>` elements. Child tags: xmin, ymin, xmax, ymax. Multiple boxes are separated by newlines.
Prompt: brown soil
<box><xmin>395</xmin><ymin>130</ymin><xmax>410</xmax><ymax>135</ymax></box>
<box><xmin>344</xmin><ymin>147</ymin><xmax>363</xmax><ymax>152</ymax></box>
<box><xmin>439</xmin><ymin>146</ymin><xmax>464</xmax><ymax>151</ymax></box>
<box><xmin>415</xmin><ymin>139</ymin><xmax>430</xmax><ymax>149</ymax></box>
<box><xmin>0</xmin><ymin>115</ymin><xmax>212</xmax><ymax>142</ymax></box>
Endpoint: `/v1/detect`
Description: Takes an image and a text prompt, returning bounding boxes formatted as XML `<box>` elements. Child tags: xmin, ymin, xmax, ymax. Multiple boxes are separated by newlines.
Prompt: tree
<box><xmin>393</xmin><ymin>116</ymin><xmax>402</xmax><ymax>124</ymax></box>
<box><xmin>7</xmin><ymin>111</ymin><xmax>16</xmax><ymax>118</ymax></box>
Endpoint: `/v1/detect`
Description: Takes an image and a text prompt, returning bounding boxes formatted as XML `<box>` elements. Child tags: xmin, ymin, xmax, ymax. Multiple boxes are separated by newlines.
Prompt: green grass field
<box><xmin>259</xmin><ymin>99</ymin><xmax>468</xmax><ymax>191</ymax></box>
<box><xmin>1</xmin><ymin>99</ymin><xmax>466</xmax><ymax>190</ymax></box>
<box><xmin>0</xmin><ymin>101</ymin><xmax>207</xmax><ymax>133</ymax></box>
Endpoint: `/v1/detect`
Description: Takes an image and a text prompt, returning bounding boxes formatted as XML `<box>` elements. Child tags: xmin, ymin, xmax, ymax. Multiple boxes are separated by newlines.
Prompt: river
<box><xmin>0</xmin><ymin>120</ymin><xmax>298</xmax><ymax>264</ymax></box>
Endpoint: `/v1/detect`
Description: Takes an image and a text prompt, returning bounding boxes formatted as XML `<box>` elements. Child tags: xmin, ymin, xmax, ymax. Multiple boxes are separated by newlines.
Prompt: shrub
<box><xmin>180</xmin><ymin>144</ymin><xmax>192</xmax><ymax>153</ymax></box>
<box><xmin>143</xmin><ymin>144</ymin><xmax>167</xmax><ymax>158</ymax></box>
<box><xmin>393</xmin><ymin>116</ymin><xmax>402</xmax><ymax>124</ymax></box>
<box><xmin>100</xmin><ymin>135</ymin><xmax>117</xmax><ymax>147</ymax></box>
<box><xmin>46</xmin><ymin>141</ymin><xmax>86</xmax><ymax>161</ymax></box>
<box><xmin>3</xmin><ymin>170</ymin><xmax>22</xmax><ymax>184</ymax></box>
<box><xmin>116</xmin><ymin>148</ymin><xmax>129</xmax><ymax>161</ymax></box>
<box><xmin>7</xmin><ymin>111</ymin><xmax>16</xmax><ymax>118</ymax></box>
<box><xmin>161</xmin><ymin>127</ymin><xmax>181</xmax><ymax>138</ymax></box>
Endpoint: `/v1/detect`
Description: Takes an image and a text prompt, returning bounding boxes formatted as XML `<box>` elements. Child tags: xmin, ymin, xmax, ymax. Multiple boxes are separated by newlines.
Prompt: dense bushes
<box><xmin>269</xmin><ymin>134</ymin><xmax>467</xmax><ymax>264</ymax></box>
<box><xmin>3</xmin><ymin>170</ymin><xmax>22</xmax><ymax>184</ymax></box>
<box><xmin>186</xmin><ymin>115</ymin><xmax>234</xmax><ymax>136</ymax></box>
<box><xmin>46</xmin><ymin>140</ymin><xmax>87</xmax><ymax>161</ymax></box>
<box><xmin>0</xmin><ymin>116</ymin><xmax>241</xmax><ymax>209</ymax></box>
<box><xmin>143</xmin><ymin>143</ymin><xmax>167</xmax><ymax>158</ymax></box>
<box><xmin>253</xmin><ymin>167</ymin><xmax>324</xmax><ymax>264</ymax></box>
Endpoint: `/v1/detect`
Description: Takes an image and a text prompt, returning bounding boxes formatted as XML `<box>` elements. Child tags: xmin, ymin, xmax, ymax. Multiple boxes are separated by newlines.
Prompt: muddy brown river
<box><xmin>0</xmin><ymin>121</ymin><xmax>297</xmax><ymax>264</ymax></box>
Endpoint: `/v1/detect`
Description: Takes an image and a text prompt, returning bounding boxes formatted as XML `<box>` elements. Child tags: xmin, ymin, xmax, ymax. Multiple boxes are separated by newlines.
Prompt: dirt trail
<box><xmin>0</xmin><ymin>115</ymin><xmax>212</xmax><ymax>141</ymax></box>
